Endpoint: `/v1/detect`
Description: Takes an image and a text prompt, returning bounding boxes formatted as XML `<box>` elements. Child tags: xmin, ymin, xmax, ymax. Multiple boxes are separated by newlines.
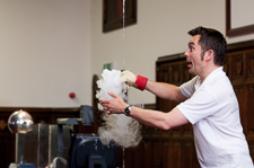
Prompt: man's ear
<box><xmin>204</xmin><ymin>49</ymin><xmax>214</xmax><ymax>62</ymax></box>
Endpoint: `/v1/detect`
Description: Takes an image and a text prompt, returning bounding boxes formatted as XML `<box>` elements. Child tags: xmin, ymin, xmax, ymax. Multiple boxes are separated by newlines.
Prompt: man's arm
<box><xmin>100</xmin><ymin>92</ymin><xmax>189</xmax><ymax>130</ymax></box>
<box><xmin>146</xmin><ymin>80</ymin><xmax>186</xmax><ymax>102</ymax></box>
<box><xmin>129</xmin><ymin>106</ymin><xmax>189</xmax><ymax>130</ymax></box>
<box><xmin>121</xmin><ymin>70</ymin><xmax>186</xmax><ymax>102</ymax></box>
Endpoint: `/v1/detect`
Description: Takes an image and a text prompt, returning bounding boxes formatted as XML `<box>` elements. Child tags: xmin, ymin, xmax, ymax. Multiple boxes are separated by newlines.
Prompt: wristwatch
<box><xmin>124</xmin><ymin>105</ymin><xmax>132</xmax><ymax>116</ymax></box>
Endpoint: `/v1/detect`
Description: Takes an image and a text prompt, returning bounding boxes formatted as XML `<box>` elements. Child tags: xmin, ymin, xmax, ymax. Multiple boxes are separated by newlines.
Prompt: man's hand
<box><xmin>121</xmin><ymin>70</ymin><xmax>148</xmax><ymax>90</ymax></box>
<box><xmin>100</xmin><ymin>92</ymin><xmax>128</xmax><ymax>114</ymax></box>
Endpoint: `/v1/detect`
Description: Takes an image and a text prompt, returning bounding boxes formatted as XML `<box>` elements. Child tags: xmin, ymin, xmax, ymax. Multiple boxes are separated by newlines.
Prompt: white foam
<box><xmin>96</xmin><ymin>69</ymin><xmax>142</xmax><ymax>148</ymax></box>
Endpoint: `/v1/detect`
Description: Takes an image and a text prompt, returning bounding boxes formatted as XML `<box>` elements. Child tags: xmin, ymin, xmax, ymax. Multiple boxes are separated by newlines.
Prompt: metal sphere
<box><xmin>8</xmin><ymin>110</ymin><xmax>34</xmax><ymax>134</ymax></box>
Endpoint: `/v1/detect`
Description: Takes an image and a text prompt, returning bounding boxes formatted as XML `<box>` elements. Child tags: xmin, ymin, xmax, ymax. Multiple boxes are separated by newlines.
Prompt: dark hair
<box><xmin>188</xmin><ymin>26</ymin><xmax>227</xmax><ymax>65</ymax></box>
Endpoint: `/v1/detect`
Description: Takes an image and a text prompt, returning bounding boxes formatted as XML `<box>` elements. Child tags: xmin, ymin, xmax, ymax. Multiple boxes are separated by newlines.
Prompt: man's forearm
<box><xmin>145</xmin><ymin>80</ymin><xmax>186</xmax><ymax>102</ymax></box>
<box><xmin>128</xmin><ymin>106</ymin><xmax>189</xmax><ymax>130</ymax></box>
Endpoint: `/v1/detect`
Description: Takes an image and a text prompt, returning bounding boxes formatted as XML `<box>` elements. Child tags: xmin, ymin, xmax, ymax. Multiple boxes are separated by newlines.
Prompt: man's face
<box><xmin>184</xmin><ymin>35</ymin><xmax>205</xmax><ymax>75</ymax></box>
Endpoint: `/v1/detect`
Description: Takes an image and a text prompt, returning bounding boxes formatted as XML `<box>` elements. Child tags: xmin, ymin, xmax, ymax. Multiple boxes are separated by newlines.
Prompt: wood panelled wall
<box><xmin>124</xmin><ymin>40</ymin><xmax>254</xmax><ymax>168</ymax></box>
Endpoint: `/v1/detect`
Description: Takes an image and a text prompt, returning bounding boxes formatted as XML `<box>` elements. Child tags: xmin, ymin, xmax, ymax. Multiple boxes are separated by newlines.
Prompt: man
<box><xmin>100</xmin><ymin>26</ymin><xmax>254</xmax><ymax>168</ymax></box>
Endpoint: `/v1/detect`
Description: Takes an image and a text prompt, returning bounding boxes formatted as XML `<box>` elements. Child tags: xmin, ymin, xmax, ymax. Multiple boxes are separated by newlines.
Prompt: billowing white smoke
<box><xmin>96</xmin><ymin>69</ymin><xmax>142</xmax><ymax>148</ymax></box>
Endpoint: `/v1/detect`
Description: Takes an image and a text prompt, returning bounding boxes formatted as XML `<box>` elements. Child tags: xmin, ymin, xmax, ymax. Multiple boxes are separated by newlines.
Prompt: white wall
<box><xmin>0</xmin><ymin>0</ymin><xmax>253</xmax><ymax>107</ymax></box>
<box><xmin>0</xmin><ymin>0</ymin><xmax>91</xmax><ymax>107</ymax></box>
<box><xmin>91</xmin><ymin>0</ymin><xmax>254</xmax><ymax>105</ymax></box>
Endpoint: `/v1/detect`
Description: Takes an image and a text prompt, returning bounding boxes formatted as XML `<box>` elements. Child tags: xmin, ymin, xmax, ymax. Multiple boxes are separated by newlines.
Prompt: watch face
<box><xmin>124</xmin><ymin>105</ymin><xmax>131</xmax><ymax>116</ymax></box>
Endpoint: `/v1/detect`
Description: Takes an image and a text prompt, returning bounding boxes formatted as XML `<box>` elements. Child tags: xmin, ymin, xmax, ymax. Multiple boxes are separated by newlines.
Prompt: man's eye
<box><xmin>187</xmin><ymin>43</ymin><xmax>194</xmax><ymax>52</ymax></box>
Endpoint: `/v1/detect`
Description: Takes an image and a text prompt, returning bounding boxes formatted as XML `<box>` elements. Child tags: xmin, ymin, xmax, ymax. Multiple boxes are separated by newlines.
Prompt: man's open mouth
<box><xmin>186</xmin><ymin>61</ymin><xmax>193</xmax><ymax>68</ymax></box>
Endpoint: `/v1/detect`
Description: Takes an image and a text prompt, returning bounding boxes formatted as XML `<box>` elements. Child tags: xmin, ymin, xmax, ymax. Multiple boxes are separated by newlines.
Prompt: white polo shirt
<box><xmin>177</xmin><ymin>67</ymin><xmax>254</xmax><ymax>168</ymax></box>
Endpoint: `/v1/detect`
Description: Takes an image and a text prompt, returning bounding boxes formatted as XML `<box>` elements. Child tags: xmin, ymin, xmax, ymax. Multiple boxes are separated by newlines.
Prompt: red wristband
<box><xmin>135</xmin><ymin>75</ymin><xmax>148</xmax><ymax>90</ymax></box>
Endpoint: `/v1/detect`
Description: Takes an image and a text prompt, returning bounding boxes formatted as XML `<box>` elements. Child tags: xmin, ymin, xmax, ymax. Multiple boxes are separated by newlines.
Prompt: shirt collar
<box><xmin>201</xmin><ymin>67</ymin><xmax>224</xmax><ymax>84</ymax></box>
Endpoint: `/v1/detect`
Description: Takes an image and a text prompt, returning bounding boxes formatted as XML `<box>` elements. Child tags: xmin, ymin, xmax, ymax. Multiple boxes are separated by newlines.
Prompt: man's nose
<box><xmin>184</xmin><ymin>50</ymin><xmax>189</xmax><ymax>57</ymax></box>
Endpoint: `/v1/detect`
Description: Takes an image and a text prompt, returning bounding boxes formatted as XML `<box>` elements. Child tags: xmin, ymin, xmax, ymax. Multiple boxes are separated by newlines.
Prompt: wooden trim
<box><xmin>156</xmin><ymin>53</ymin><xmax>184</xmax><ymax>63</ymax></box>
<box><xmin>226</xmin><ymin>0</ymin><xmax>254</xmax><ymax>37</ymax></box>
<box><xmin>103</xmin><ymin>0</ymin><xmax>137</xmax><ymax>33</ymax></box>
<box><xmin>0</xmin><ymin>106</ymin><xmax>80</xmax><ymax>113</ymax></box>
<box><xmin>0</xmin><ymin>106</ymin><xmax>80</xmax><ymax>124</ymax></box>
<box><xmin>143</xmin><ymin>103</ymin><xmax>156</xmax><ymax>110</ymax></box>
<box><xmin>227</xmin><ymin>40</ymin><xmax>254</xmax><ymax>52</ymax></box>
